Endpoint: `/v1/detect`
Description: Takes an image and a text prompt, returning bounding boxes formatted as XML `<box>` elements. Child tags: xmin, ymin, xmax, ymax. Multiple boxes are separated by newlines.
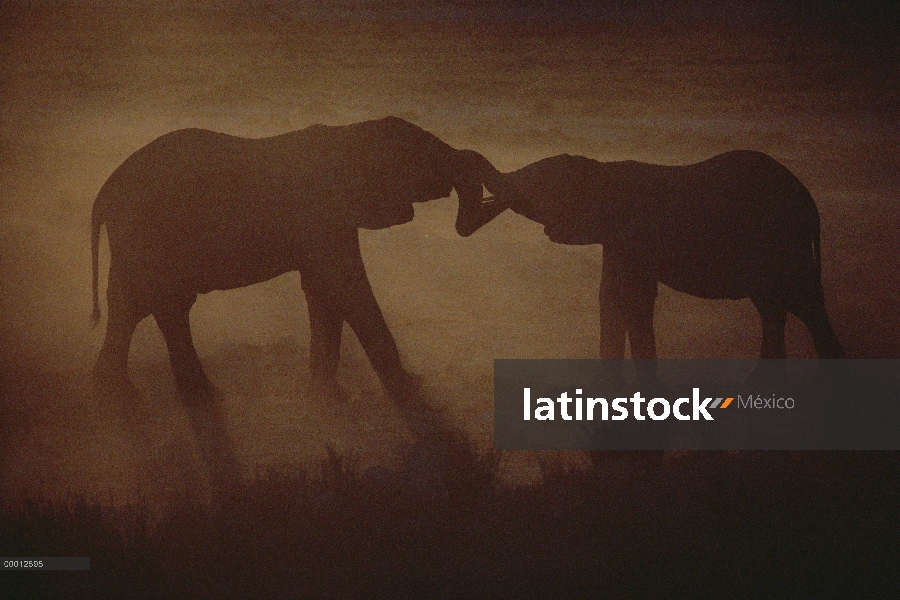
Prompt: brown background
<box><xmin>1</xmin><ymin>1</ymin><xmax>898</xmax><ymax>508</ymax></box>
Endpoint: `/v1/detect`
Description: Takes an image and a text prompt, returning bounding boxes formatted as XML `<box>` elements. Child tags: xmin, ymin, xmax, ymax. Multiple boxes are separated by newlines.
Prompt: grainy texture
<box><xmin>1</xmin><ymin>1</ymin><xmax>898</xmax><ymax>508</ymax></box>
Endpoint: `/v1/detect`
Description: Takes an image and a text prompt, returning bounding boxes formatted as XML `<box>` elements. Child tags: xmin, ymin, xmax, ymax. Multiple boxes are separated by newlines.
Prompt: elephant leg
<box><xmin>600</xmin><ymin>252</ymin><xmax>658</xmax><ymax>384</ymax></box>
<box><xmin>620</xmin><ymin>272</ymin><xmax>658</xmax><ymax>361</ymax></box>
<box><xmin>790</xmin><ymin>301</ymin><xmax>846</xmax><ymax>359</ymax></box>
<box><xmin>93</xmin><ymin>269</ymin><xmax>147</xmax><ymax>398</ymax></box>
<box><xmin>301</xmin><ymin>228</ymin><xmax>416</xmax><ymax>400</ymax></box>
<box><xmin>303</xmin><ymin>286</ymin><xmax>350</xmax><ymax>402</ymax></box>
<box><xmin>305</xmin><ymin>289</ymin><xmax>343</xmax><ymax>382</ymax></box>
<box><xmin>751</xmin><ymin>297</ymin><xmax>787</xmax><ymax>359</ymax></box>
<box><xmin>621</xmin><ymin>272</ymin><xmax>659</xmax><ymax>385</ymax></box>
<box><xmin>153</xmin><ymin>295</ymin><xmax>214</xmax><ymax>401</ymax></box>
<box><xmin>598</xmin><ymin>253</ymin><xmax>626</xmax><ymax>360</ymax></box>
<box><xmin>338</xmin><ymin>257</ymin><xmax>416</xmax><ymax>400</ymax></box>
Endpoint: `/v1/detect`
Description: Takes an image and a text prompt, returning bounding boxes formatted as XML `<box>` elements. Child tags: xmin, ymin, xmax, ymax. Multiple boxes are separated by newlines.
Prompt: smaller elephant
<box><xmin>461</xmin><ymin>151</ymin><xmax>845</xmax><ymax>361</ymax></box>
<box><xmin>91</xmin><ymin>117</ymin><xmax>512</xmax><ymax>402</ymax></box>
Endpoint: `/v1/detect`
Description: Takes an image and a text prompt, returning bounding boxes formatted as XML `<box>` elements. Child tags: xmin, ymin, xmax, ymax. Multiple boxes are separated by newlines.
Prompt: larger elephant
<box><xmin>462</xmin><ymin>151</ymin><xmax>845</xmax><ymax>361</ymax></box>
<box><xmin>91</xmin><ymin>116</ymin><xmax>510</xmax><ymax>402</ymax></box>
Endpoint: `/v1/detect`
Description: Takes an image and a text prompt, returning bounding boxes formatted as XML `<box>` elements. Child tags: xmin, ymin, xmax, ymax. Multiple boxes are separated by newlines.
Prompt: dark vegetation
<box><xmin>3</xmin><ymin>447</ymin><xmax>898</xmax><ymax>598</ymax></box>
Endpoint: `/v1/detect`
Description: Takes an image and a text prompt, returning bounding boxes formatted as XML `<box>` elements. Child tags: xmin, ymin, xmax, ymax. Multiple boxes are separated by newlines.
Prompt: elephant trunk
<box><xmin>451</xmin><ymin>149</ymin><xmax>522</xmax><ymax>237</ymax></box>
<box><xmin>482</xmin><ymin>171</ymin><xmax>522</xmax><ymax>206</ymax></box>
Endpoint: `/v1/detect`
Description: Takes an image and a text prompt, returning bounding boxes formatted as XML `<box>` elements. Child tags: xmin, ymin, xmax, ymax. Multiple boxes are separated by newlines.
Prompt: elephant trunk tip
<box><xmin>484</xmin><ymin>173</ymin><xmax>521</xmax><ymax>206</ymax></box>
<box><xmin>455</xmin><ymin>223</ymin><xmax>475</xmax><ymax>238</ymax></box>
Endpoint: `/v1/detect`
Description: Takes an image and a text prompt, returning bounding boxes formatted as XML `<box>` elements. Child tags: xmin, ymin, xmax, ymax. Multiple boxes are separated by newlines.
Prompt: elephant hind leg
<box><xmin>598</xmin><ymin>274</ymin><xmax>627</xmax><ymax>361</ymax></box>
<box><xmin>93</xmin><ymin>274</ymin><xmax>147</xmax><ymax>399</ymax></box>
<box><xmin>751</xmin><ymin>297</ymin><xmax>787</xmax><ymax>359</ymax></box>
<box><xmin>153</xmin><ymin>296</ymin><xmax>215</xmax><ymax>401</ymax></box>
<box><xmin>789</xmin><ymin>301</ymin><xmax>846</xmax><ymax>359</ymax></box>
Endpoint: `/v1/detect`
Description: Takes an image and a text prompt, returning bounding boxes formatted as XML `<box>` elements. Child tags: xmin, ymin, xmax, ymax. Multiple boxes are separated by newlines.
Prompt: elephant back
<box><xmin>504</xmin><ymin>155</ymin><xmax>622</xmax><ymax>245</ymax></box>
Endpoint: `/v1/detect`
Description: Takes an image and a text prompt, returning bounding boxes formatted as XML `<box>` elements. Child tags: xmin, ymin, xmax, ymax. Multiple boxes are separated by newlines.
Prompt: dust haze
<box><xmin>2</xmin><ymin>2</ymin><xmax>898</xmax><ymax>507</ymax></box>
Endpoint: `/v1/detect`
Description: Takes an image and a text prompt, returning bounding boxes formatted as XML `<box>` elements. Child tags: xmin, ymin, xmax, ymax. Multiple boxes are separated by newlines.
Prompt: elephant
<box><xmin>90</xmin><ymin>116</ymin><xmax>513</xmax><ymax>402</ymax></box>
<box><xmin>460</xmin><ymin>151</ymin><xmax>846</xmax><ymax>364</ymax></box>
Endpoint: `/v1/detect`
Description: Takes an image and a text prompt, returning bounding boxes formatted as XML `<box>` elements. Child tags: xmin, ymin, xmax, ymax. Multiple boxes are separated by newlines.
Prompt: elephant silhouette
<box><xmin>463</xmin><ymin>151</ymin><xmax>846</xmax><ymax>361</ymax></box>
<box><xmin>91</xmin><ymin>116</ymin><xmax>512</xmax><ymax>402</ymax></box>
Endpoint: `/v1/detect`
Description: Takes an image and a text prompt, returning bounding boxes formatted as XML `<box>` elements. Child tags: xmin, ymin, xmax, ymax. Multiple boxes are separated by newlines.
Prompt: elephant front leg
<box><xmin>338</xmin><ymin>269</ymin><xmax>418</xmax><ymax>401</ymax></box>
<box><xmin>599</xmin><ymin>280</ymin><xmax>627</xmax><ymax>360</ymax></box>
<box><xmin>153</xmin><ymin>296</ymin><xmax>215</xmax><ymax>403</ymax></box>
<box><xmin>622</xmin><ymin>274</ymin><xmax>660</xmax><ymax>387</ymax></box>
<box><xmin>304</xmin><ymin>287</ymin><xmax>350</xmax><ymax>402</ymax></box>
<box><xmin>789</xmin><ymin>301</ymin><xmax>846</xmax><ymax>359</ymax></box>
<box><xmin>301</xmin><ymin>228</ymin><xmax>418</xmax><ymax>402</ymax></box>
<box><xmin>751</xmin><ymin>297</ymin><xmax>787</xmax><ymax>359</ymax></box>
<box><xmin>598</xmin><ymin>250</ymin><xmax>627</xmax><ymax>360</ymax></box>
<box><xmin>601</xmin><ymin>250</ymin><xmax>659</xmax><ymax>383</ymax></box>
<box><xmin>621</xmin><ymin>273</ymin><xmax>658</xmax><ymax>362</ymax></box>
<box><xmin>597</xmin><ymin>252</ymin><xmax>629</xmax><ymax>387</ymax></box>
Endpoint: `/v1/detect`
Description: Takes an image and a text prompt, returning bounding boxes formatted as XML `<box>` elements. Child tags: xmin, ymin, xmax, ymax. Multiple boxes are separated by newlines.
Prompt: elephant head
<box><xmin>477</xmin><ymin>154</ymin><xmax>611</xmax><ymax>245</ymax></box>
<box><xmin>430</xmin><ymin>150</ymin><xmax>608</xmax><ymax>242</ymax></box>
<box><xmin>330</xmin><ymin>117</ymin><xmax>518</xmax><ymax>237</ymax></box>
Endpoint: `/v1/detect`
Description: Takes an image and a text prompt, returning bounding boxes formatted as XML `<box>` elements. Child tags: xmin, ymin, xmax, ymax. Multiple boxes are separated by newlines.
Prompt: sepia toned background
<box><xmin>1</xmin><ymin>1</ymin><xmax>898</xmax><ymax>508</ymax></box>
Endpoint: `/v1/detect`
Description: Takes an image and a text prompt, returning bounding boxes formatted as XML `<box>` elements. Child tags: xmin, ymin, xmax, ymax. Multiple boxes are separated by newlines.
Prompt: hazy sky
<box><xmin>151</xmin><ymin>0</ymin><xmax>900</xmax><ymax>25</ymax></box>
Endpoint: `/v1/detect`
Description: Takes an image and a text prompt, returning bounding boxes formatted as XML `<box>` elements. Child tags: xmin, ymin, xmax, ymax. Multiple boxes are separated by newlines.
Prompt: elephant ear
<box><xmin>353</xmin><ymin>197</ymin><xmax>416</xmax><ymax>230</ymax></box>
<box><xmin>337</xmin><ymin>140</ymin><xmax>418</xmax><ymax>231</ymax></box>
<box><xmin>337</xmin><ymin>117</ymin><xmax>449</xmax><ymax>230</ymax></box>
<box><xmin>541</xmin><ymin>194</ymin><xmax>605</xmax><ymax>245</ymax></box>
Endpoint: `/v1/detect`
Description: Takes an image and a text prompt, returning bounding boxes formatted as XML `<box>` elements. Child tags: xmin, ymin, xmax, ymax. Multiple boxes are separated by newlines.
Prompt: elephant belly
<box><xmin>179</xmin><ymin>233</ymin><xmax>300</xmax><ymax>294</ymax></box>
<box><xmin>111</xmin><ymin>221</ymin><xmax>300</xmax><ymax>297</ymax></box>
<box><xmin>655</xmin><ymin>240</ymin><xmax>810</xmax><ymax>301</ymax></box>
<box><xmin>194</xmin><ymin>255</ymin><xmax>297</xmax><ymax>294</ymax></box>
<box><xmin>658</xmin><ymin>261</ymin><xmax>752</xmax><ymax>300</ymax></box>
<box><xmin>655</xmin><ymin>238</ymin><xmax>769</xmax><ymax>300</ymax></box>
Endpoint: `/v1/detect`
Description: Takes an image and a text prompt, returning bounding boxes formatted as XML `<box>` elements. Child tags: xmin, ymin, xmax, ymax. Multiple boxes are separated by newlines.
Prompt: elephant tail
<box><xmin>90</xmin><ymin>201</ymin><xmax>104</xmax><ymax>328</ymax></box>
<box><xmin>805</xmin><ymin>186</ymin><xmax>826</xmax><ymax>302</ymax></box>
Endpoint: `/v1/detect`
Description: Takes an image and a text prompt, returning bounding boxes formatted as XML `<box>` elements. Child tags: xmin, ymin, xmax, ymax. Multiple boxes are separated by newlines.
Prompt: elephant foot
<box><xmin>745</xmin><ymin>361</ymin><xmax>789</xmax><ymax>390</ymax></box>
<box><xmin>592</xmin><ymin>361</ymin><xmax>627</xmax><ymax>389</ymax></box>
<box><xmin>178</xmin><ymin>379</ymin><xmax>222</xmax><ymax>406</ymax></box>
<box><xmin>92</xmin><ymin>364</ymin><xmax>142</xmax><ymax>402</ymax></box>
<box><xmin>309</xmin><ymin>377</ymin><xmax>350</xmax><ymax>404</ymax></box>
<box><xmin>384</xmin><ymin>371</ymin><xmax>424</xmax><ymax>404</ymax></box>
<box><xmin>635</xmin><ymin>373</ymin><xmax>671</xmax><ymax>401</ymax></box>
